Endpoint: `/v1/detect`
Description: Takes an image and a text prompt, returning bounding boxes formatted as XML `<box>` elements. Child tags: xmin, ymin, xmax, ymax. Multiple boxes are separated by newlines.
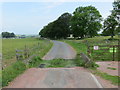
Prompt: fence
<box><xmin>16</xmin><ymin>42</ymin><xmax>41</xmax><ymax>64</ymax></box>
<box><xmin>87</xmin><ymin>40</ymin><xmax>120</xmax><ymax>61</ymax></box>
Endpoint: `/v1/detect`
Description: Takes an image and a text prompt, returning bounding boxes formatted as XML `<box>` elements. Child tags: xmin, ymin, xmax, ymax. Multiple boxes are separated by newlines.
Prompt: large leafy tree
<box><xmin>113</xmin><ymin>1</ymin><xmax>120</xmax><ymax>15</ymax></box>
<box><xmin>54</xmin><ymin>13</ymin><xmax>72</xmax><ymax>39</ymax></box>
<box><xmin>71</xmin><ymin>6</ymin><xmax>102</xmax><ymax>38</ymax></box>
<box><xmin>102</xmin><ymin>1</ymin><xmax>119</xmax><ymax>38</ymax></box>
<box><xmin>102</xmin><ymin>15</ymin><xmax>118</xmax><ymax>38</ymax></box>
<box><xmin>113</xmin><ymin>1</ymin><xmax>120</xmax><ymax>33</ymax></box>
<box><xmin>39</xmin><ymin>12</ymin><xmax>72</xmax><ymax>39</ymax></box>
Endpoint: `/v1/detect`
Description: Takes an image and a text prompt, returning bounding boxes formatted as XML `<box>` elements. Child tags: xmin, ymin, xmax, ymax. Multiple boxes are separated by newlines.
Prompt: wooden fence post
<box><xmin>118</xmin><ymin>40</ymin><xmax>120</xmax><ymax>61</ymax></box>
<box><xmin>16</xmin><ymin>49</ymin><xmax>24</xmax><ymax>60</ymax></box>
<box><xmin>38</xmin><ymin>42</ymin><xmax>40</xmax><ymax>47</ymax></box>
<box><xmin>113</xmin><ymin>46</ymin><xmax>115</xmax><ymax>61</ymax></box>
<box><xmin>24</xmin><ymin>45</ymin><xmax>29</xmax><ymax>58</ymax></box>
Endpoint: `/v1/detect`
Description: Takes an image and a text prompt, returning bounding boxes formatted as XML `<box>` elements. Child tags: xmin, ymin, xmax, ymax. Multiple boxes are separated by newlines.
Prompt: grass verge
<box><xmin>91</xmin><ymin>69</ymin><xmax>120</xmax><ymax>85</ymax></box>
<box><xmin>2</xmin><ymin>39</ymin><xmax>53</xmax><ymax>87</ymax></box>
<box><xmin>2</xmin><ymin>61</ymin><xmax>26</xmax><ymax>87</ymax></box>
<box><xmin>63</xmin><ymin>40</ymin><xmax>87</xmax><ymax>54</ymax></box>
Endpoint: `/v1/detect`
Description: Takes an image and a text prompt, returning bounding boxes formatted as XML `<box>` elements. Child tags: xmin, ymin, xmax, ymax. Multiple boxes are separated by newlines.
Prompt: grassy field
<box><xmin>2</xmin><ymin>38</ymin><xmax>53</xmax><ymax>67</ymax></box>
<box><xmin>2</xmin><ymin>38</ymin><xmax>53</xmax><ymax>87</ymax></box>
<box><xmin>63</xmin><ymin>36</ymin><xmax>119</xmax><ymax>61</ymax></box>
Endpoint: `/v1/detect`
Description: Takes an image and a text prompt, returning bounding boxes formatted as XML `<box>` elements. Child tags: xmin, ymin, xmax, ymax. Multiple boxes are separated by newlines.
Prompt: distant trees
<box><xmin>71</xmin><ymin>6</ymin><xmax>102</xmax><ymax>38</ymax></box>
<box><xmin>2</xmin><ymin>32</ymin><xmax>16</xmax><ymax>38</ymax></box>
<box><xmin>102</xmin><ymin>1</ymin><xmax>120</xmax><ymax>38</ymax></box>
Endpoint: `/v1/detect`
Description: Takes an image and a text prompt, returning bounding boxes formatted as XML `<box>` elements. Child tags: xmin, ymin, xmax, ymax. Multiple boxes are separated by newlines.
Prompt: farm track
<box><xmin>6</xmin><ymin>68</ymin><xmax>102</xmax><ymax>88</ymax></box>
<box><xmin>5</xmin><ymin>41</ymin><xmax>103</xmax><ymax>88</ymax></box>
<box><xmin>42</xmin><ymin>41</ymin><xmax>77</xmax><ymax>60</ymax></box>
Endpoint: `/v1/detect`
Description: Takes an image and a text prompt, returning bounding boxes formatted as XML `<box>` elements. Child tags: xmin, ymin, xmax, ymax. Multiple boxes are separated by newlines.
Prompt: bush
<box><xmin>2</xmin><ymin>61</ymin><xmax>26</xmax><ymax>87</ymax></box>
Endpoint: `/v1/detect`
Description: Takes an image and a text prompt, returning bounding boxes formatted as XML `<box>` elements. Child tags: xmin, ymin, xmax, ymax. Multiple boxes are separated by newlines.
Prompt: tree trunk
<box><xmin>111</xmin><ymin>35</ymin><xmax>114</xmax><ymax>39</ymax></box>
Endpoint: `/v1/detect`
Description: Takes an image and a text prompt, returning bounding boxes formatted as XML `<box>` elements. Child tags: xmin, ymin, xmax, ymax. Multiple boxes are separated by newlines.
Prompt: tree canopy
<box><xmin>102</xmin><ymin>1</ymin><xmax>119</xmax><ymax>38</ymax></box>
<box><xmin>71</xmin><ymin>6</ymin><xmax>102</xmax><ymax>38</ymax></box>
<box><xmin>102</xmin><ymin>15</ymin><xmax>118</xmax><ymax>38</ymax></box>
<box><xmin>39</xmin><ymin>12</ymin><xmax>72</xmax><ymax>39</ymax></box>
<box><xmin>39</xmin><ymin>6</ymin><xmax>103</xmax><ymax>39</ymax></box>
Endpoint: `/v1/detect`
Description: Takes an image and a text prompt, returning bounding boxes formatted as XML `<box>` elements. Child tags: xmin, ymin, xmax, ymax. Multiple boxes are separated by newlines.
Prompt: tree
<box><xmin>54</xmin><ymin>13</ymin><xmax>72</xmax><ymax>39</ymax></box>
<box><xmin>113</xmin><ymin>1</ymin><xmax>120</xmax><ymax>15</ymax></box>
<box><xmin>113</xmin><ymin>1</ymin><xmax>120</xmax><ymax>34</ymax></box>
<box><xmin>102</xmin><ymin>1</ymin><xmax>119</xmax><ymax>38</ymax></box>
<box><xmin>11</xmin><ymin>33</ymin><xmax>15</xmax><ymax>37</ymax></box>
<box><xmin>2</xmin><ymin>32</ymin><xmax>16</xmax><ymax>38</ymax></box>
<box><xmin>39</xmin><ymin>12</ymin><xmax>72</xmax><ymax>39</ymax></box>
<box><xmin>71</xmin><ymin>6</ymin><xmax>102</xmax><ymax>39</ymax></box>
<box><xmin>102</xmin><ymin>15</ymin><xmax>118</xmax><ymax>38</ymax></box>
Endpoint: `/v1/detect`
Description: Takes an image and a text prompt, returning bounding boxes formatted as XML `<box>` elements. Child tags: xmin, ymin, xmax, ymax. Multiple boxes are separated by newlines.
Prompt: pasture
<box><xmin>64</xmin><ymin>36</ymin><xmax>120</xmax><ymax>61</ymax></box>
<box><xmin>2</xmin><ymin>38</ymin><xmax>53</xmax><ymax>67</ymax></box>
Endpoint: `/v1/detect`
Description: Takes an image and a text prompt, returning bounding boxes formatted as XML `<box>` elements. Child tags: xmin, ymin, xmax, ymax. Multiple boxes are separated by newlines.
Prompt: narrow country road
<box><xmin>5</xmin><ymin>41</ymin><xmax>103</xmax><ymax>88</ymax></box>
<box><xmin>42</xmin><ymin>41</ymin><xmax>76</xmax><ymax>60</ymax></box>
<box><xmin>6</xmin><ymin>68</ymin><xmax>102</xmax><ymax>88</ymax></box>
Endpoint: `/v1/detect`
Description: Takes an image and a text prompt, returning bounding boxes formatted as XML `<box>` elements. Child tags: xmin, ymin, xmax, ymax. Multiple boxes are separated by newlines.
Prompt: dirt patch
<box><xmin>96</xmin><ymin>61</ymin><xmax>119</xmax><ymax>76</ymax></box>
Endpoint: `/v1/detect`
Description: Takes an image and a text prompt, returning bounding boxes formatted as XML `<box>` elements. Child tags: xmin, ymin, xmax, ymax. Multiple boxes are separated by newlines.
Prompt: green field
<box><xmin>63</xmin><ymin>36</ymin><xmax>119</xmax><ymax>61</ymax></box>
<box><xmin>2</xmin><ymin>38</ymin><xmax>53</xmax><ymax>87</ymax></box>
<box><xmin>2</xmin><ymin>38</ymin><xmax>53</xmax><ymax>67</ymax></box>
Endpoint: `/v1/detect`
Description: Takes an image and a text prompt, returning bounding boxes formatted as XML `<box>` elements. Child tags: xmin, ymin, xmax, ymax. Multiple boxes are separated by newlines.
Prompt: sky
<box><xmin>1</xmin><ymin>1</ymin><xmax>114</xmax><ymax>35</ymax></box>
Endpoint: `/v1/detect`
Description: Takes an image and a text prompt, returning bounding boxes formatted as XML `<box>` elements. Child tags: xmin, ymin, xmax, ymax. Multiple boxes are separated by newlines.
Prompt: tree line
<box><xmin>39</xmin><ymin>1</ymin><xmax>120</xmax><ymax>39</ymax></box>
<box><xmin>2</xmin><ymin>32</ymin><xmax>16</xmax><ymax>38</ymax></box>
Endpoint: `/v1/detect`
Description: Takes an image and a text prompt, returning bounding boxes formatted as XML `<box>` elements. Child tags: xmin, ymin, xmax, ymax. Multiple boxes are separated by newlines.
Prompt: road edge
<box><xmin>90</xmin><ymin>73</ymin><xmax>103</xmax><ymax>88</ymax></box>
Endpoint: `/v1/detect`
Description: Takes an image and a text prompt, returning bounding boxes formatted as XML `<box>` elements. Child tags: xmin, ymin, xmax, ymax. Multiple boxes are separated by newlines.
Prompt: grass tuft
<box><xmin>107</xmin><ymin>67</ymin><xmax>117</xmax><ymax>70</ymax></box>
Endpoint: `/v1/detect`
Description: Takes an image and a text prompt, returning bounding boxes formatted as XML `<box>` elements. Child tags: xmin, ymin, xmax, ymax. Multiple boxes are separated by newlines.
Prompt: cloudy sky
<box><xmin>1</xmin><ymin>0</ymin><xmax>114</xmax><ymax>35</ymax></box>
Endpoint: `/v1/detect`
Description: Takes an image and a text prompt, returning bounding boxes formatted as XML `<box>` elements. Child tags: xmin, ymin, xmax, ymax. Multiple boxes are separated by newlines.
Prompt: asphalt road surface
<box><xmin>5</xmin><ymin>41</ymin><xmax>103</xmax><ymax>88</ymax></box>
<box><xmin>6</xmin><ymin>68</ymin><xmax>102</xmax><ymax>88</ymax></box>
<box><xmin>42</xmin><ymin>41</ymin><xmax>77</xmax><ymax>60</ymax></box>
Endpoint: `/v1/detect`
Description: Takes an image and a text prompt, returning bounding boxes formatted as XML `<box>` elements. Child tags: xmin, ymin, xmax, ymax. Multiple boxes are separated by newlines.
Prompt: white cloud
<box><xmin>46</xmin><ymin>2</ymin><xmax>63</xmax><ymax>9</ymax></box>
